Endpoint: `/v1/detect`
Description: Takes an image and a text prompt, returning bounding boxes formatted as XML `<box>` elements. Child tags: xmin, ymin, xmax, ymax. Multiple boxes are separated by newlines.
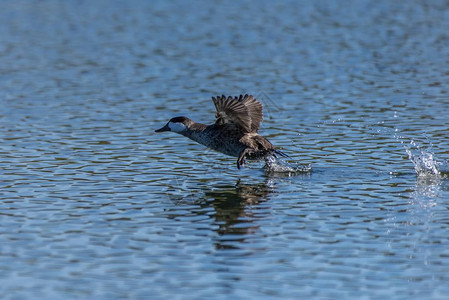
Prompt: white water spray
<box><xmin>264</xmin><ymin>155</ymin><xmax>312</xmax><ymax>174</ymax></box>
<box><xmin>396</xmin><ymin>134</ymin><xmax>449</xmax><ymax>179</ymax></box>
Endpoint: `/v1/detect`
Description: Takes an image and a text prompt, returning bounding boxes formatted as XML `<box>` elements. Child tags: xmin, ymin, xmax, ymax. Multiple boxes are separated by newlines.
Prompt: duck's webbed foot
<box><xmin>237</xmin><ymin>148</ymin><xmax>254</xmax><ymax>169</ymax></box>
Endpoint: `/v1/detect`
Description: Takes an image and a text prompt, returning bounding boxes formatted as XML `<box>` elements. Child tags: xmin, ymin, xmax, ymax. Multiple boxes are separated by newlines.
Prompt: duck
<box><xmin>155</xmin><ymin>94</ymin><xmax>287</xmax><ymax>169</ymax></box>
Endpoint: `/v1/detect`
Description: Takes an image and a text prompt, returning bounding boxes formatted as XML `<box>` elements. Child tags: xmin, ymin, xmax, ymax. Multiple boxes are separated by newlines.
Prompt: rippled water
<box><xmin>1</xmin><ymin>0</ymin><xmax>449</xmax><ymax>299</ymax></box>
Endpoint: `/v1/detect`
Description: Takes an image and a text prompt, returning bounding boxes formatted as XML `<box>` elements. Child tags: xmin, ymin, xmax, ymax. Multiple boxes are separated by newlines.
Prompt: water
<box><xmin>1</xmin><ymin>0</ymin><xmax>449</xmax><ymax>299</ymax></box>
<box><xmin>401</xmin><ymin>138</ymin><xmax>449</xmax><ymax>179</ymax></box>
<box><xmin>264</xmin><ymin>155</ymin><xmax>312</xmax><ymax>174</ymax></box>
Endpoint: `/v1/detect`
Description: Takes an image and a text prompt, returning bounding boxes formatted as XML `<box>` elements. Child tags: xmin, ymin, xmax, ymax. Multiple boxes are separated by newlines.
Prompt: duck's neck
<box><xmin>180</xmin><ymin>122</ymin><xmax>210</xmax><ymax>146</ymax></box>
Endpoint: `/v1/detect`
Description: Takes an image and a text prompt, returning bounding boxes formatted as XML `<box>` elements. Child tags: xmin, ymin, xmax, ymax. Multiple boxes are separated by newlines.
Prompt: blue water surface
<box><xmin>1</xmin><ymin>0</ymin><xmax>449</xmax><ymax>299</ymax></box>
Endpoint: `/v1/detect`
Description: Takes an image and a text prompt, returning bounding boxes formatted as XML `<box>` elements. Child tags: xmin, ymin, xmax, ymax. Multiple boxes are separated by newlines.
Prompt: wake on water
<box><xmin>261</xmin><ymin>120</ymin><xmax>447</xmax><ymax>178</ymax></box>
<box><xmin>262</xmin><ymin>136</ymin><xmax>447</xmax><ymax>178</ymax></box>
<box><xmin>264</xmin><ymin>141</ymin><xmax>448</xmax><ymax>178</ymax></box>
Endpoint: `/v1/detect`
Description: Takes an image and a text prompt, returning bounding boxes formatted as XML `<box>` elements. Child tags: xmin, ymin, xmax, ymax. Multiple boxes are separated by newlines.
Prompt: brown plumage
<box><xmin>155</xmin><ymin>94</ymin><xmax>284</xmax><ymax>169</ymax></box>
<box><xmin>212</xmin><ymin>94</ymin><xmax>263</xmax><ymax>133</ymax></box>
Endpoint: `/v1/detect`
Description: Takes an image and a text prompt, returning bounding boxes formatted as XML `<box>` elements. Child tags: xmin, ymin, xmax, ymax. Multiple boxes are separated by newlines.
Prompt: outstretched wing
<box><xmin>212</xmin><ymin>94</ymin><xmax>263</xmax><ymax>133</ymax></box>
<box><xmin>242</xmin><ymin>94</ymin><xmax>263</xmax><ymax>132</ymax></box>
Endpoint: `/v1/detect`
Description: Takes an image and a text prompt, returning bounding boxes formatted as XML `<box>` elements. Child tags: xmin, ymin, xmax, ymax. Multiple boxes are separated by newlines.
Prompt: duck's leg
<box><xmin>237</xmin><ymin>148</ymin><xmax>253</xmax><ymax>169</ymax></box>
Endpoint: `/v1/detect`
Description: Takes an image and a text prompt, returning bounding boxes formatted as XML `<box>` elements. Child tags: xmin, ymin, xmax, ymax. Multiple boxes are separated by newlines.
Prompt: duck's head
<box><xmin>155</xmin><ymin>116</ymin><xmax>193</xmax><ymax>133</ymax></box>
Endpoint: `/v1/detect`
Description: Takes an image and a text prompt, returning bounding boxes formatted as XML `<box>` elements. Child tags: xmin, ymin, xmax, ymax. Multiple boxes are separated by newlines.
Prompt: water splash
<box><xmin>398</xmin><ymin>136</ymin><xmax>449</xmax><ymax>179</ymax></box>
<box><xmin>264</xmin><ymin>155</ymin><xmax>312</xmax><ymax>175</ymax></box>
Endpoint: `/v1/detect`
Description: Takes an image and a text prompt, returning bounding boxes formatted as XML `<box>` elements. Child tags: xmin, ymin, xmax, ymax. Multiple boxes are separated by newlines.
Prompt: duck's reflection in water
<box><xmin>165</xmin><ymin>173</ymin><xmax>303</xmax><ymax>250</ymax></box>
<box><xmin>202</xmin><ymin>179</ymin><xmax>275</xmax><ymax>250</ymax></box>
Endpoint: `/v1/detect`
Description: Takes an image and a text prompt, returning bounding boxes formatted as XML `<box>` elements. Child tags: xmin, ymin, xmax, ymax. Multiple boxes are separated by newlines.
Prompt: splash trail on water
<box><xmin>264</xmin><ymin>155</ymin><xmax>312</xmax><ymax>174</ymax></box>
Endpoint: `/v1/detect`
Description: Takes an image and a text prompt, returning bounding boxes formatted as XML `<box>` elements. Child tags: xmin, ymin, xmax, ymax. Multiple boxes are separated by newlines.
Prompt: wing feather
<box><xmin>212</xmin><ymin>94</ymin><xmax>263</xmax><ymax>133</ymax></box>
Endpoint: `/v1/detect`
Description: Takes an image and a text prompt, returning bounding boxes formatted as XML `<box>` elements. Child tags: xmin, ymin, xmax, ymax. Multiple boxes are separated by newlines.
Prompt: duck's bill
<box><xmin>155</xmin><ymin>124</ymin><xmax>170</xmax><ymax>132</ymax></box>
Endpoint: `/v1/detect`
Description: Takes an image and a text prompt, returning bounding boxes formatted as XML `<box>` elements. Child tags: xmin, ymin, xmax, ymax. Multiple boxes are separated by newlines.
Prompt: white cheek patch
<box><xmin>168</xmin><ymin>122</ymin><xmax>186</xmax><ymax>133</ymax></box>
